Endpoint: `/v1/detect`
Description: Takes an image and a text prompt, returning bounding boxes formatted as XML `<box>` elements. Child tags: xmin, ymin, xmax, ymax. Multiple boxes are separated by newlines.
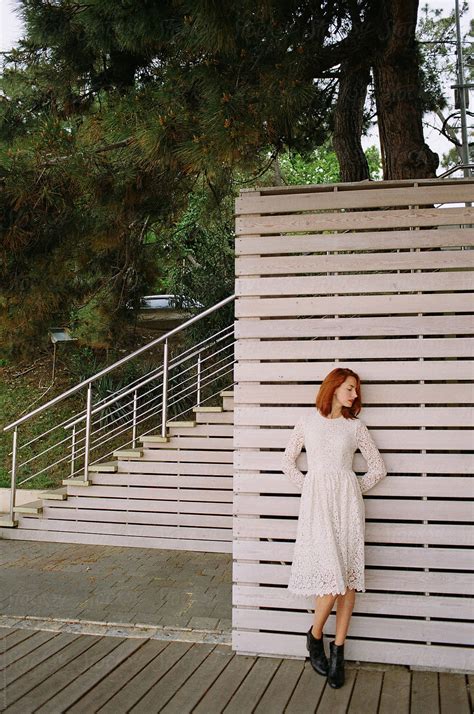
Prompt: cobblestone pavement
<box><xmin>0</xmin><ymin>542</ymin><xmax>232</xmax><ymax>632</ymax></box>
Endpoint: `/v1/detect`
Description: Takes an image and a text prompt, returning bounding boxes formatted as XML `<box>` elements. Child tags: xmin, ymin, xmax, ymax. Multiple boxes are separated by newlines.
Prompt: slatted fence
<box><xmin>232</xmin><ymin>178</ymin><xmax>474</xmax><ymax>671</ymax></box>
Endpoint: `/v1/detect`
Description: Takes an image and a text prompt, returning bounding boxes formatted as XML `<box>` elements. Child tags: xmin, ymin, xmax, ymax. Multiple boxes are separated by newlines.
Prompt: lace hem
<box><xmin>285</xmin><ymin>583</ymin><xmax>366</xmax><ymax>598</ymax></box>
<box><xmin>287</xmin><ymin>566</ymin><xmax>365</xmax><ymax>598</ymax></box>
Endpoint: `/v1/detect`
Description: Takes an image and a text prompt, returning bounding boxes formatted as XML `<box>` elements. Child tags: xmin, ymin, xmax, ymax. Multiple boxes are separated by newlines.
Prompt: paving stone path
<box><xmin>0</xmin><ymin>542</ymin><xmax>232</xmax><ymax>633</ymax></box>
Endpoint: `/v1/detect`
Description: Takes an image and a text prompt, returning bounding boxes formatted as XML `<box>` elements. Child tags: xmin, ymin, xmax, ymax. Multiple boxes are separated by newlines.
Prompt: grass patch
<box><xmin>0</xmin><ymin>358</ymin><xmax>82</xmax><ymax>490</ymax></box>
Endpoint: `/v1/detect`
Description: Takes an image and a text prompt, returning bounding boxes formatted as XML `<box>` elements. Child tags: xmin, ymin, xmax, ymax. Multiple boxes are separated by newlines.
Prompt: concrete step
<box><xmin>139</xmin><ymin>435</ymin><xmax>169</xmax><ymax>443</ymax></box>
<box><xmin>195</xmin><ymin>411</ymin><xmax>233</xmax><ymax>424</ymax></box>
<box><xmin>62</xmin><ymin>477</ymin><xmax>91</xmax><ymax>487</ymax></box>
<box><xmin>220</xmin><ymin>390</ymin><xmax>234</xmax><ymax>397</ymax></box>
<box><xmin>13</xmin><ymin>500</ymin><xmax>43</xmax><ymax>515</ymax></box>
<box><xmin>40</xmin><ymin>487</ymin><xmax>67</xmax><ymax>500</ymax></box>
<box><xmin>113</xmin><ymin>449</ymin><xmax>143</xmax><ymax>459</ymax></box>
<box><xmin>88</xmin><ymin>462</ymin><xmax>118</xmax><ymax>473</ymax></box>
<box><xmin>192</xmin><ymin>406</ymin><xmax>223</xmax><ymax>413</ymax></box>
<box><xmin>166</xmin><ymin>421</ymin><xmax>196</xmax><ymax>428</ymax></box>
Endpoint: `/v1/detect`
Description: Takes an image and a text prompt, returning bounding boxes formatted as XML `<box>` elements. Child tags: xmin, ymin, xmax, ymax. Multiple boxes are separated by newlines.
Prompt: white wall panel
<box><xmin>232</xmin><ymin>178</ymin><xmax>474</xmax><ymax>671</ymax></box>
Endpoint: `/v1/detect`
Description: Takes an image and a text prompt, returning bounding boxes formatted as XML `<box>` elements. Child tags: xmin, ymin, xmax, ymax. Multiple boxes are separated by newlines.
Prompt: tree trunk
<box><xmin>333</xmin><ymin>61</ymin><xmax>371</xmax><ymax>182</ymax></box>
<box><xmin>272</xmin><ymin>156</ymin><xmax>284</xmax><ymax>185</ymax></box>
<box><xmin>372</xmin><ymin>0</ymin><xmax>438</xmax><ymax>179</ymax></box>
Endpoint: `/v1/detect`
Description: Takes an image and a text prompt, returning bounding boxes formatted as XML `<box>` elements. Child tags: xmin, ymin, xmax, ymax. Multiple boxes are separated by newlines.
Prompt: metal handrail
<box><xmin>84</xmin><ymin>376</ymin><xmax>235</xmax><ymax>473</ymax></box>
<box><xmin>53</xmin><ymin>356</ymin><xmax>236</xmax><ymax>479</ymax></box>
<box><xmin>70</xmin><ymin>322</ymin><xmax>234</xmax><ymax>417</ymax></box>
<box><xmin>16</xmin><ymin>327</ymin><xmax>235</xmax><ymax>464</ymax></box>
<box><xmin>3</xmin><ymin>293</ymin><xmax>235</xmax><ymax>433</ymax></box>
<box><xmin>4</xmin><ymin>294</ymin><xmax>235</xmax><ymax>521</ymax></box>
<box><xmin>62</xmin><ymin>324</ymin><xmax>234</xmax><ymax>430</ymax></box>
<box><xmin>12</xmin><ymin>348</ymin><xmax>235</xmax><ymax>486</ymax></box>
<box><xmin>59</xmin><ymin>344</ymin><xmax>236</xmax><ymax>466</ymax></box>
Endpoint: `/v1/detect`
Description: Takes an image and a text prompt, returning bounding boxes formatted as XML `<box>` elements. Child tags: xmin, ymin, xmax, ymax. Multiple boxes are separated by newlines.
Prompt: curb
<box><xmin>0</xmin><ymin>614</ymin><xmax>232</xmax><ymax>645</ymax></box>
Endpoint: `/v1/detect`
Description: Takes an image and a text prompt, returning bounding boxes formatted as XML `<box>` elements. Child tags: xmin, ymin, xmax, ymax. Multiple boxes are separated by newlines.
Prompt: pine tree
<box><xmin>0</xmin><ymin>0</ymin><xmax>443</xmax><ymax>356</ymax></box>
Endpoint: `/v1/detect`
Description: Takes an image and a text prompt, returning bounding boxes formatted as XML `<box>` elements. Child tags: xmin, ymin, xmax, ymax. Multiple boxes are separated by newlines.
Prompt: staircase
<box><xmin>1</xmin><ymin>392</ymin><xmax>234</xmax><ymax>552</ymax></box>
<box><xmin>1</xmin><ymin>296</ymin><xmax>235</xmax><ymax>554</ymax></box>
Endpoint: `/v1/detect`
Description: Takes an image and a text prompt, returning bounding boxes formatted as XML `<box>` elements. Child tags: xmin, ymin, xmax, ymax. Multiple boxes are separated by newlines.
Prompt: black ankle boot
<box><xmin>327</xmin><ymin>640</ymin><xmax>345</xmax><ymax>688</ymax></box>
<box><xmin>306</xmin><ymin>627</ymin><xmax>329</xmax><ymax>676</ymax></box>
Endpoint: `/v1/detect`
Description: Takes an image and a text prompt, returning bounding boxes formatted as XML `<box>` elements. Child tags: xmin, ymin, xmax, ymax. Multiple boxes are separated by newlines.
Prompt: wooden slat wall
<box><xmin>3</xmin><ymin>408</ymin><xmax>234</xmax><ymax>554</ymax></box>
<box><xmin>232</xmin><ymin>177</ymin><xmax>474</xmax><ymax>671</ymax></box>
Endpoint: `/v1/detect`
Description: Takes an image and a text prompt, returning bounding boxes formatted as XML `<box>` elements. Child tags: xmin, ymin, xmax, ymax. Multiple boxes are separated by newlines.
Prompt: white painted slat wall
<box><xmin>232</xmin><ymin>177</ymin><xmax>474</xmax><ymax>672</ymax></box>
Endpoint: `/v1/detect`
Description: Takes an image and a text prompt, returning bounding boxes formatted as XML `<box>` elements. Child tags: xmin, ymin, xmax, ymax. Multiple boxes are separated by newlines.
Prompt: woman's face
<box><xmin>334</xmin><ymin>377</ymin><xmax>358</xmax><ymax>407</ymax></box>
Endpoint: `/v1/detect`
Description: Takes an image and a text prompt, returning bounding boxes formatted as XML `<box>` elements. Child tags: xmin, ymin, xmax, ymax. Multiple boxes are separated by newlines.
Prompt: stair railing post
<box><xmin>83</xmin><ymin>385</ymin><xmax>92</xmax><ymax>482</ymax></box>
<box><xmin>70</xmin><ymin>424</ymin><xmax>76</xmax><ymax>476</ymax></box>
<box><xmin>8</xmin><ymin>427</ymin><xmax>18</xmax><ymax>522</ymax></box>
<box><xmin>161</xmin><ymin>338</ymin><xmax>169</xmax><ymax>438</ymax></box>
<box><xmin>196</xmin><ymin>352</ymin><xmax>202</xmax><ymax>407</ymax></box>
<box><xmin>132</xmin><ymin>389</ymin><xmax>138</xmax><ymax>448</ymax></box>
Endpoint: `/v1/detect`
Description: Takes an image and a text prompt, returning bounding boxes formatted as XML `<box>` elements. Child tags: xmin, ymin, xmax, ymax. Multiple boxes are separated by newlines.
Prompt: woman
<box><xmin>281</xmin><ymin>367</ymin><xmax>387</xmax><ymax>689</ymax></box>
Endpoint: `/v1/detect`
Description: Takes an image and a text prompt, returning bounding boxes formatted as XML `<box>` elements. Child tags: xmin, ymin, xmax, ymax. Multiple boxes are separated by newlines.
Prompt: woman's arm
<box><xmin>356</xmin><ymin>419</ymin><xmax>387</xmax><ymax>494</ymax></box>
<box><xmin>282</xmin><ymin>418</ymin><xmax>306</xmax><ymax>489</ymax></box>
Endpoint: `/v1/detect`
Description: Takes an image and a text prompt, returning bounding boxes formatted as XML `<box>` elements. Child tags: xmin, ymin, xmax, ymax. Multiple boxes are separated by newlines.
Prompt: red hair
<box><xmin>315</xmin><ymin>368</ymin><xmax>362</xmax><ymax>420</ymax></box>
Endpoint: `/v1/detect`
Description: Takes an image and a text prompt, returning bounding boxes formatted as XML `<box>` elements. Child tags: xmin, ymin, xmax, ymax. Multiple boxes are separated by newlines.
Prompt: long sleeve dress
<box><xmin>281</xmin><ymin>408</ymin><xmax>387</xmax><ymax>597</ymax></box>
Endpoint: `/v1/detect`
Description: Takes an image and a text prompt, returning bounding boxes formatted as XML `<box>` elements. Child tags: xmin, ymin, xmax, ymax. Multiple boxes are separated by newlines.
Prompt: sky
<box><xmin>0</xmin><ymin>0</ymin><xmax>470</xmax><ymax>165</ymax></box>
<box><xmin>0</xmin><ymin>0</ymin><xmax>20</xmax><ymax>54</ymax></box>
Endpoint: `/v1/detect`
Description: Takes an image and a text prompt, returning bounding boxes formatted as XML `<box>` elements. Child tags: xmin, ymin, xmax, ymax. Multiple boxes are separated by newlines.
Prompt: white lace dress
<box><xmin>282</xmin><ymin>408</ymin><xmax>387</xmax><ymax>598</ymax></box>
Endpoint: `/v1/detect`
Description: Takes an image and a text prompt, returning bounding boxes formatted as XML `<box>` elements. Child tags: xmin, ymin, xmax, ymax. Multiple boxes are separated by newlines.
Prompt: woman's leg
<box><xmin>311</xmin><ymin>593</ymin><xmax>338</xmax><ymax>637</ymax></box>
<box><xmin>334</xmin><ymin>588</ymin><xmax>356</xmax><ymax>645</ymax></box>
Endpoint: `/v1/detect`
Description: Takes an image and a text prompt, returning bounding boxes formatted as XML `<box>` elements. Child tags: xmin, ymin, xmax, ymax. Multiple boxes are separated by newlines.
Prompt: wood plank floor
<box><xmin>1</xmin><ymin>627</ymin><xmax>472</xmax><ymax>713</ymax></box>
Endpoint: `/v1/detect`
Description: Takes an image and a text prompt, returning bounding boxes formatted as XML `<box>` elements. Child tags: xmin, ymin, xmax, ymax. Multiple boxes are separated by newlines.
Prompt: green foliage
<box><xmin>64</xmin><ymin>346</ymin><xmax>102</xmax><ymax>383</ymax></box>
<box><xmin>417</xmin><ymin>2</ymin><xmax>473</xmax><ymax>162</ymax></box>
<box><xmin>152</xmin><ymin>176</ymin><xmax>235</xmax><ymax>347</ymax></box>
<box><xmin>279</xmin><ymin>147</ymin><xmax>342</xmax><ymax>184</ymax></box>
<box><xmin>267</xmin><ymin>145</ymin><xmax>381</xmax><ymax>185</ymax></box>
<box><xmin>0</xmin><ymin>0</ymin><xmax>444</xmax><ymax>359</ymax></box>
<box><xmin>0</xmin><ymin>99</ymin><xmax>183</xmax><ymax>356</ymax></box>
<box><xmin>417</xmin><ymin>3</ymin><xmax>473</xmax><ymax>112</ymax></box>
<box><xmin>364</xmin><ymin>147</ymin><xmax>383</xmax><ymax>180</ymax></box>
<box><xmin>72</xmin><ymin>291</ymin><xmax>120</xmax><ymax>351</ymax></box>
<box><xmin>441</xmin><ymin>146</ymin><xmax>461</xmax><ymax>170</ymax></box>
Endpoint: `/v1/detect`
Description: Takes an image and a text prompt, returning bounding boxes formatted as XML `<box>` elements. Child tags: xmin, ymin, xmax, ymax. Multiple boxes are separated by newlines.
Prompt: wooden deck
<box><xmin>1</xmin><ymin>626</ymin><xmax>472</xmax><ymax>713</ymax></box>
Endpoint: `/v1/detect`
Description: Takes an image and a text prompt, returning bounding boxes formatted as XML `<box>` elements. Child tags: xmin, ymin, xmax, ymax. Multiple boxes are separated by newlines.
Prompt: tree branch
<box><xmin>41</xmin><ymin>137</ymin><xmax>134</xmax><ymax>167</ymax></box>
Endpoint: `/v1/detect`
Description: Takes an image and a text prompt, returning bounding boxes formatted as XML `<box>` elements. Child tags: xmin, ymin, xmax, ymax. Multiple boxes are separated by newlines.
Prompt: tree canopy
<box><xmin>0</xmin><ymin>0</ymin><xmax>459</xmax><ymax>357</ymax></box>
